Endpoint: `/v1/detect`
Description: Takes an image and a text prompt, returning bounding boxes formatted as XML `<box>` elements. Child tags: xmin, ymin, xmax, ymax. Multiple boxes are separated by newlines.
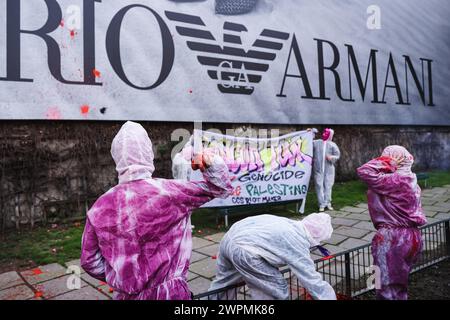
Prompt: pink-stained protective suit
<box><xmin>356</xmin><ymin>146</ymin><xmax>427</xmax><ymax>300</ymax></box>
<box><xmin>80</xmin><ymin>121</ymin><xmax>233</xmax><ymax>300</ymax></box>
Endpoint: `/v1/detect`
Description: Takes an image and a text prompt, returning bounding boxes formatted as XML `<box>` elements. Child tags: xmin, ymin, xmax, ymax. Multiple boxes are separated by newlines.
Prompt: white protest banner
<box><xmin>191</xmin><ymin>129</ymin><xmax>314</xmax><ymax>212</ymax></box>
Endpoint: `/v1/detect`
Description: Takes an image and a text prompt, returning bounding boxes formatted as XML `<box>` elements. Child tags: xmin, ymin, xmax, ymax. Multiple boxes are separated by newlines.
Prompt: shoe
<box><xmin>319</xmin><ymin>207</ymin><xmax>325</xmax><ymax>212</ymax></box>
<box><xmin>327</xmin><ymin>205</ymin><xmax>334</xmax><ymax>211</ymax></box>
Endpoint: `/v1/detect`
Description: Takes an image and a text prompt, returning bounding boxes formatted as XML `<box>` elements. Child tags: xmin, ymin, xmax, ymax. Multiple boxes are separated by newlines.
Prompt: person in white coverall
<box><xmin>208</xmin><ymin>213</ymin><xmax>336</xmax><ymax>300</ymax></box>
<box><xmin>313</xmin><ymin>128</ymin><xmax>340</xmax><ymax>212</ymax></box>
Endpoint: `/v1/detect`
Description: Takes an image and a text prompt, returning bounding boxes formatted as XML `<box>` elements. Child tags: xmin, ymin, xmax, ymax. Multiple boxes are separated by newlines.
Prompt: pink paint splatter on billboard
<box><xmin>46</xmin><ymin>107</ymin><xmax>62</xmax><ymax>120</ymax></box>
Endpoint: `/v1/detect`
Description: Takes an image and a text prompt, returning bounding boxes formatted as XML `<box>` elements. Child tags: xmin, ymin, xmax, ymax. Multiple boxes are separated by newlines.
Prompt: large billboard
<box><xmin>0</xmin><ymin>0</ymin><xmax>449</xmax><ymax>124</ymax></box>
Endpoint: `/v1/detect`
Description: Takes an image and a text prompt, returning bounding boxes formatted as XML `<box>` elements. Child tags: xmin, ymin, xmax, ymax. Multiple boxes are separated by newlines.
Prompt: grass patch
<box><xmin>1</xmin><ymin>170</ymin><xmax>448</xmax><ymax>270</ymax></box>
<box><xmin>0</xmin><ymin>223</ymin><xmax>84</xmax><ymax>271</ymax></box>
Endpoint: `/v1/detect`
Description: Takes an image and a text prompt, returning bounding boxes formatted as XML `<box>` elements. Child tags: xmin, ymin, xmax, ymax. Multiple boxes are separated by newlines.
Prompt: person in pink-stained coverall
<box><xmin>80</xmin><ymin>121</ymin><xmax>233</xmax><ymax>300</ymax></box>
<box><xmin>356</xmin><ymin>145</ymin><xmax>427</xmax><ymax>300</ymax></box>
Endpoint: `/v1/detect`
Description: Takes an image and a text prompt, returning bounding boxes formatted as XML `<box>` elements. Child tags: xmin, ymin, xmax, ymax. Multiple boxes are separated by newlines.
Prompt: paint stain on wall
<box><xmin>80</xmin><ymin>105</ymin><xmax>90</xmax><ymax>116</ymax></box>
<box><xmin>92</xmin><ymin>68</ymin><xmax>101</xmax><ymax>78</ymax></box>
<box><xmin>70</xmin><ymin>30</ymin><xmax>77</xmax><ymax>39</ymax></box>
<box><xmin>46</xmin><ymin>107</ymin><xmax>62</xmax><ymax>120</ymax></box>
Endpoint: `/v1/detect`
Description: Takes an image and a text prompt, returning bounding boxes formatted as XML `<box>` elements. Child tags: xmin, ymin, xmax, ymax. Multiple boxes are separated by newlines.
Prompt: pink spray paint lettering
<box><xmin>190</xmin><ymin>129</ymin><xmax>314</xmax><ymax>210</ymax></box>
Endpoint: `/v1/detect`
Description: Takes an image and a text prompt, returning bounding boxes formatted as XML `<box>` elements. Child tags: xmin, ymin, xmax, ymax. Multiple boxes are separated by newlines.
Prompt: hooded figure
<box><xmin>313</xmin><ymin>129</ymin><xmax>341</xmax><ymax>211</ymax></box>
<box><xmin>80</xmin><ymin>121</ymin><xmax>233</xmax><ymax>300</ymax></box>
<box><xmin>208</xmin><ymin>213</ymin><xmax>336</xmax><ymax>300</ymax></box>
<box><xmin>357</xmin><ymin>145</ymin><xmax>426</xmax><ymax>300</ymax></box>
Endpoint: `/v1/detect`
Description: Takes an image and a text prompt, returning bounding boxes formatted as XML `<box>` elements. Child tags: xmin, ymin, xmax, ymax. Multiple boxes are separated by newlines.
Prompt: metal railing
<box><xmin>194</xmin><ymin>218</ymin><xmax>450</xmax><ymax>300</ymax></box>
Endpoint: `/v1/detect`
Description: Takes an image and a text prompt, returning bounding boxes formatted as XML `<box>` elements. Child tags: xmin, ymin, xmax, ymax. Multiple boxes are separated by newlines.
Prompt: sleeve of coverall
<box><xmin>328</xmin><ymin>142</ymin><xmax>341</xmax><ymax>164</ymax></box>
<box><xmin>356</xmin><ymin>157</ymin><xmax>403</xmax><ymax>195</ymax></box>
<box><xmin>80</xmin><ymin>218</ymin><xmax>107</xmax><ymax>282</ymax></box>
<box><xmin>282</xmin><ymin>235</ymin><xmax>336</xmax><ymax>300</ymax></box>
<box><xmin>168</xmin><ymin>154</ymin><xmax>233</xmax><ymax>210</ymax></box>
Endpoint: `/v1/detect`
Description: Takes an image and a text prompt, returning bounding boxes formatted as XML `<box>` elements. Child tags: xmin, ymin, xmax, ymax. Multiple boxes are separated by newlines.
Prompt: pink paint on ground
<box><xmin>31</xmin><ymin>268</ymin><xmax>43</xmax><ymax>275</ymax></box>
<box><xmin>46</xmin><ymin>107</ymin><xmax>62</xmax><ymax>120</ymax></box>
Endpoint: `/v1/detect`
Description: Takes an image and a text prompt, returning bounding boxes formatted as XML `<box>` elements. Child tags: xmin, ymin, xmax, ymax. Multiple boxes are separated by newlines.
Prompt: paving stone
<box><xmin>424</xmin><ymin>210</ymin><xmax>438</xmax><ymax>218</ymax></box>
<box><xmin>204</xmin><ymin>232</ymin><xmax>225</xmax><ymax>243</ymax></box>
<box><xmin>189</xmin><ymin>259</ymin><xmax>218</xmax><ymax>279</ymax></box>
<box><xmin>339</xmin><ymin>238</ymin><xmax>369</xmax><ymax>250</ymax></box>
<box><xmin>188</xmin><ymin>271</ymin><xmax>199</xmax><ymax>281</ymax></box>
<box><xmin>65</xmin><ymin>259</ymin><xmax>85</xmax><ymax>273</ymax></box>
<box><xmin>344</xmin><ymin>213</ymin><xmax>372</xmax><ymax>221</ymax></box>
<box><xmin>0</xmin><ymin>271</ymin><xmax>24</xmax><ymax>290</ymax></box>
<box><xmin>188</xmin><ymin>277</ymin><xmax>212</xmax><ymax>296</ymax></box>
<box><xmin>352</xmin><ymin>221</ymin><xmax>376</xmax><ymax>232</ymax></box>
<box><xmin>0</xmin><ymin>284</ymin><xmax>35</xmax><ymax>300</ymax></box>
<box><xmin>331</xmin><ymin>217</ymin><xmax>359</xmax><ymax>227</ymax></box>
<box><xmin>34</xmin><ymin>275</ymin><xmax>88</xmax><ymax>299</ymax></box>
<box><xmin>325</xmin><ymin>233</ymin><xmax>347</xmax><ymax>245</ymax></box>
<box><xmin>424</xmin><ymin>217</ymin><xmax>439</xmax><ymax>225</ymax></box>
<box><xmin>21</xmin><ymin>263</ymin><xmax>67</xmax><ymax>285</ymax></box>
<box><xmin>340</xmin><ymin>206</ymin><xmax>367</xmax><ymax>214</ymax></box>
<box><xmin>97</xmin><ymin>284</ymin><xmax>114</xmax><ymax>298</ymax></box>
<box><xmin>432</xmin><ymin>204</ymin><xmax>450</xmax><ymax>213</ymax></box>
<box><xmin>362</xmin><ymin>232</ymin><xmax>376</xmax><ymax>242</ymax></box>
<box><xmin>421</xmin><ymin>198</ymin><xmax>437</xmax><ymax>206</ymax></box>
<box><xmin>192</xmin><ymin>237</ymin><xmax>213</xmax><ymax>250</ymax></box>
<box><xmin>51</xmin><ymin>286</ymin><xmax>110</xmax><ymax>300</ymax></box>
<box><xmin>195</xmin><ymin>244</ymin><xmax>220</xmax><ymax>257</ymax></box>
<box><xmin>434</xmin><ymin>213</ymin><xmax>450</xmax><ymax>221</ymax></box>
<box><xmin>323</xmin><ymin>244</ymin><xmax>346</xmax><ymax>255</ymax></box>
<box><xmin>334</xmin><ymin>226</ymin><xmax>370</xmax><ymax>239</ymax></box>
<box><xmin>326</xmin><ymin>211</ymin><xmax>350</xmax><ymax>217</ymax></box>
<box><xmin>191</xmin><ymin>251</ymin><xmax>208</xmax><ymax>263</ymax></box>
<box><xmin>423</xmin><ymin>205</ymin><xmax>449</xmax><ymax>213</ymax></box>
<box><xmin>310</xmin><ymin>253</ymin><xmax>323</xmax><ymax>262</ymax></box>
<box><xmin>81</xmin><ymin>272</ymin><xmax>106</xmax><ymax>287</ymax></box>
<box><xmin>355</xmin><ymin>203</ymin><xmax>369</xmax><ymax>209</ymax></box>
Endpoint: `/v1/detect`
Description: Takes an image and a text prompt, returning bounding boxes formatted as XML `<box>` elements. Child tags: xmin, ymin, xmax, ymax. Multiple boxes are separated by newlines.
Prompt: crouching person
<box><xmin>208</xmin><ymin>213</ymin><xmax>336</xmax><ymax>300</ymax></box>
<box><xmin>80</xmin><ymin>121</ymin><xmax>232</xmax><ymax>300</ymax></box>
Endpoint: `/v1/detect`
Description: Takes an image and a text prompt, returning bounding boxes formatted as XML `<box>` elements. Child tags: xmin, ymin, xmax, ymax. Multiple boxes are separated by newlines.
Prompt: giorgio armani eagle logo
<box><xmin>165</xmin><ymin>11</ymin><xmax>290</xmax><ymax>95</ymax></box>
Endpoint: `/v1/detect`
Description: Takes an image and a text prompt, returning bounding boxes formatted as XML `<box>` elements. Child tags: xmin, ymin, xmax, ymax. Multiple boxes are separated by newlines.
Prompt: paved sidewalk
<box><xmin>1</xmin><ymin>185</ymin><xmax>449</xmax><ymax>299</ymax></box>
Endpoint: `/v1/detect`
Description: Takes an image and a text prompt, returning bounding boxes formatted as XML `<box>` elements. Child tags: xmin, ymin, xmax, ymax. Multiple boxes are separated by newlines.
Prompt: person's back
<box><xmin>357</xmin><ymin>145</ymin><xmax>426</xmax><ymax>300</ymax></box>
<box><xmin>81</xmin><ymin>121</ymin><xmax>233</xmax><ymax>300</ymax></box>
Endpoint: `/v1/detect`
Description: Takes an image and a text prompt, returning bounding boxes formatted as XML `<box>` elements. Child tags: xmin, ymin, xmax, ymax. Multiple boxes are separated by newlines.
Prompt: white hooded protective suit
<box><xmin>208</xmin><ymin>213</ymin><xmax>336</xmax><ymax>300</ymax></box>
<box><xmin>313</xmin><ymin>129</ymin><xmax>340</xmax><ymax>208</ymax></box>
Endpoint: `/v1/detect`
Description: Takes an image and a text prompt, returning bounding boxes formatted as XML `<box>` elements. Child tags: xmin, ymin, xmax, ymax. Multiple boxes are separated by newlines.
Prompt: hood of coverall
<box><xmin>322</xmin><ymin>128</ymin><xmax>334</xmax><ymax>142</ymax></box>
<box><xmin>381</xmin><ymin>145</ymin><xmax>414</xmax><ymax>176</ymax></box>
<box><xmin>111</xmin><ymin>121</ymin><xmax>155</xmax><ymax>184</ymax></box>
<box><xmin>301</xmin><ymin>213</ymin><xmax>333</xmax><ymax>247</ymax></box>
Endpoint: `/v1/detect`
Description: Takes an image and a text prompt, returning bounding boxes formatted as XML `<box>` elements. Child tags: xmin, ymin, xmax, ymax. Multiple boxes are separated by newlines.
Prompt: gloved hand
<box><xmin>191</xmin><ymin>149</ymin><xmax>215</xmax><ymax>172</ymax></box>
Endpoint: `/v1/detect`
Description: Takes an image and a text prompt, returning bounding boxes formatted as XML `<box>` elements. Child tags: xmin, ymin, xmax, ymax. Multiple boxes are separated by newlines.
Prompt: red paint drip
<box><xmin>320</xmin><ymin>255</ymin><xmax>334</xmax><ymax>261</ymax></box>
<box><xmin>60</xmin><ymin>19</ymin><xmax>64</xmax><ymax>28</ymax></box>
<box><xmin>31</xmin><ymin>268</ymin><xmax>43</xmax><ymax>275</ymax></box>
<box><xmin>70</xmin><ymin>30</ymin><xmax>77</xmax><ymax>39</ymax></box>
<box><xmin>109</xmin><ymin>288</ymin><xmax>114</xmax><ymax>293</ymax></box>
<box><xmin>80</xmin><ymin>105</ymin><xmax>90</xmax><ymax>115</ymax></box>
<box><xmin>35</xmin><ymin>291</ymin><xmax>43</xmax><ymax>298</ymax></box>
<box><xmin>92</xmin><ymin>68</ymin><xmax>101</xmax><ymax>78</ymax></box>
<box><xmin>211</xmin><ymin>255</ymin><xmax>217</xmax><ymax>260</ymax></box>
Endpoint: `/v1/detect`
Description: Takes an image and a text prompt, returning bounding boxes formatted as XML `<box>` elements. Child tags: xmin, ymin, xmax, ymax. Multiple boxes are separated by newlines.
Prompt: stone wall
<box><xmin>1</xmin><ymin>121</ymin><xmax>449</xmax><ymax>230</ymax></box>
